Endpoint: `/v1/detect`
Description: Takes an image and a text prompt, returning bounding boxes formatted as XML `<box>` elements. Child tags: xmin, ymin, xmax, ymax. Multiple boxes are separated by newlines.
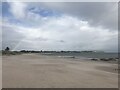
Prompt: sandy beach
<box><xmin>2</xmin><ymin>54</ymin><xmax>118</xmax><ymax>88</ymax></box>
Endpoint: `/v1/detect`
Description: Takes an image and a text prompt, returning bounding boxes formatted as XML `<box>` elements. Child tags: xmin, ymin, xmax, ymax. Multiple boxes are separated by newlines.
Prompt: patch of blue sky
<box><xmin>3</xmin><ymin>17</ymin><xmax>35</xmax><ymax>28</ymax></box>
<box><xmin>2</xmin><ymin>2</ymin><xmax>29</xmax><ymax>27</ymax></box>
<box><xmin>29</xmin><ymin>7</ymin><xmax>61</xmax><ymax>17</ymax></box>
<box><xmin>2</xmin><ymin>2</ymin><xmax>12</xmax><ymax>17</ymax></box>
<box><xmin>3</xmin><ymin>16</ymin><xmax>43</xmax><ymax>28</ymax></box>
<box><xmin>2</xmin><ymin>2</ymin><xmax>21</xmax><ymax>26</ymax></box>
<box><xmin>2</xmin><ymin>3</ymin><xmax>62</xmax><ymax>28</ymax></box>
<box><xmin>7</xmin><ymin>18</ymin><xmax>22</xmax><ymax>25</ymax></box>
<box><xmin>0</xmin><ymin>2</ymin><xmax>2</xmax><ymax>16</ymax></box>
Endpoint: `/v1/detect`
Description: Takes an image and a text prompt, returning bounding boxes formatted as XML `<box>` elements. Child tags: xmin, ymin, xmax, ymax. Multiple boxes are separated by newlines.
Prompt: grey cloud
<box><xmin>29</xmin><ymin>37</ymin><xmax>48</xmax><ymax>41</ymax></box>
<box><xmin>2</xmin><ymin>26</ymin><xmax>25</xmax><ymax>50</ymax></box>
<box><xmin>59</xmin><ymin>40</ymin><xmax>65</xmax><ymax>43</ymax></box>
<box><xmin>37</xmin><ymin>2</ymin><xmax>118</xmax><ymax>30</ymax></box>
<box><xmin>2</xmin><ymin>2</ymin><xmax>118</xmax><ymax>52</ymax></box>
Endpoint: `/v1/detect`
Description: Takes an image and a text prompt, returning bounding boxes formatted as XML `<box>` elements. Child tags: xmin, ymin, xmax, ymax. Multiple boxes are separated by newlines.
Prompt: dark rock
<box><xmin>109</xmin><ymin>58</ymin><xmax>115</xmax><ymax>61</ymax></box>
<box><xmin>91</xmin><ymin>58</ymin><xmax>98</xmax><ymax>61</ymax></box>
<box><xmin>100</xmin><ymin>58</ymin><xmax>117</xmax><ymax>61</ymax></box>
<box><xmin>100</xmin><ymin>58</ymin><xmax>109</xmax><ymax>61</ymax></box>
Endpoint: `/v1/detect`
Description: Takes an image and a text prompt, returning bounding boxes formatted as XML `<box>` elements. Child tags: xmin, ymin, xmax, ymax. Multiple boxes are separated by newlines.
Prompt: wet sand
<box><xmin>2</xmin><ymin>54</ymin><xmax>118</xmax><ymax>88</ymax></box>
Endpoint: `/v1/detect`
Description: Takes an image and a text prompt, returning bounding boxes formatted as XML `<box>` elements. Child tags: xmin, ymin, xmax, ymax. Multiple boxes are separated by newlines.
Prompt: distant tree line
<box><xmin>5</xmin><ymin>47</ymin><xmax>10</xmax><ymax>51</ymax></box>
<box><xmin>2</xmin><ymin>46</ymin><xmax>100</xmax><ymax>55</ymax></box>
<box><xmin>2</xmin><ymin>47</ymin><xmax>21</xmax><ymax>55</ymax></box>
<box><xmin>19</xmin><ymin>50</ymin><xmax>96</xmax><ymax>53</ymax></box>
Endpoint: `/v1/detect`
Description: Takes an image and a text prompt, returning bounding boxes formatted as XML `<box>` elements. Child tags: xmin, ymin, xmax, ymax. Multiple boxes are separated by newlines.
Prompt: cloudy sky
<box><xmin>2</xmin><ymin>1</ymin><xmax>118</xmax><ymax>52</ymax></box>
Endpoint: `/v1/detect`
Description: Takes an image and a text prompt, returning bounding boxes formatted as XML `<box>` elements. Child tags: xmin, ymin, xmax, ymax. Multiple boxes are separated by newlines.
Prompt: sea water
<box><xmin>43</xmin><ymin>52</ymin><xmax>118</xmax><ymax>58</ymax></box>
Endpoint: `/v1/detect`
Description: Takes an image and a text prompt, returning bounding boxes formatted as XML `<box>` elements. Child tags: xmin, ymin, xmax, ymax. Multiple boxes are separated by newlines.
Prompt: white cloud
<box><xmin>2</xmin><ymin>2</ymin><xmax>118</xmax><ymax>52</ymax></box>
<box><xmin>8</xmin><ymin>2</ymin><xmax>27</xmax><ymax>19</ymax></box>
<box><xmin>35</xmin><ymin>2</ymin><xmax>118</xmax><ymax>30</ymax></box>
<box><xmin>2</xmin><ymin>14</ymin><xmax>118</xmax><ymax>52</ymax></box>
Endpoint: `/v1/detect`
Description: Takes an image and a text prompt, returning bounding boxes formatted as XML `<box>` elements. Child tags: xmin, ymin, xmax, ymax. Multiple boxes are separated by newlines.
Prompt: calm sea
<box><xmin>43</xmin><ymin>52</ymin><xmax>118</xmax><ymax>58</ymax></box>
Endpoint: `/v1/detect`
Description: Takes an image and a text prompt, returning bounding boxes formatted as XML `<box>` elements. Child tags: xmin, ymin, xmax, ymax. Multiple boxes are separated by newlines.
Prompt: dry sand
<box><xmin>0</xmin><ymin>56</ymin><xmax>2</xmax><ymax>89</ymax></box>
<box><xmin>2</xmin><ymin>54</ymin><xmax>118</xmax><ymax>88</ymax></box>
